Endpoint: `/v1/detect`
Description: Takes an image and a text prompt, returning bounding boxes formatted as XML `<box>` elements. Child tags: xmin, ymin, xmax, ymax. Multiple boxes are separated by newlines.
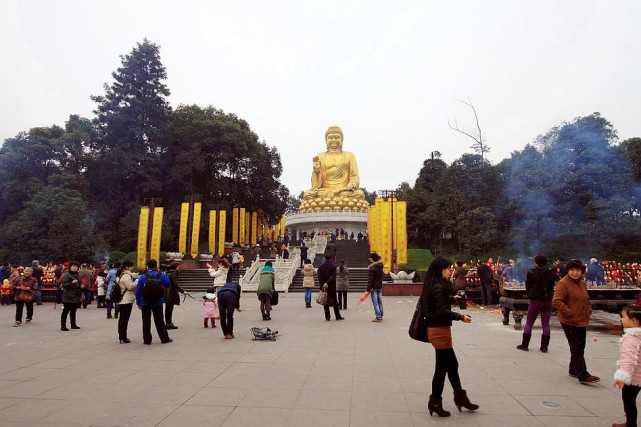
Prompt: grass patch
<box><xmin>398</xmin><ymin>249</ymin><xmax>434</xmax><ymax>280</ymax></box>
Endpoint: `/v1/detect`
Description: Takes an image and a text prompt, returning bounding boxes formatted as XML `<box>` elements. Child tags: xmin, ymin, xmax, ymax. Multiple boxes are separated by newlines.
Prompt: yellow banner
<box><xmin>178</xmin><ymin>203</ymin><xmax>189</xmax><ymax>254</ymax></box>
<box><xmin>367</xmin><ymin>206</ymin><xmax>374</xmax><ymax>252</ymax></box>
<box><xmin>244</xmin><ymin>211</ymin><xmax>250</xmax><ymax>244</ymax></box>
<box><xmin>274</xmin><ymin>220</ymin><xmax>280</xmax><ymax>241</ymax></box>
<box><xmin>190</xmin><ymin>203</ymin><xmax>202</xmax><ymax>259</ymax></box>
<box><xmin>218</xmin><ymin>210</ymin><xmax>226</xmax><ymax>256</ymax></box>
<box><xmin>280</xmin><ymin>216</ymin><xmax>286</xmax><ymax>239</ymax></box>
<box><xmin>239</xmin><ymin>208</ymin><xmax>245</xmax><ymax>245</ymax></box>
<box><xmin>380</xmin><ymin>200</ymin><xmax>392</xmax><ymax>274</ymax></box>
<box><xmin>251</xmin><ymin>212</ymin><xmax>257</xmax><ymax>246</ymax></box>
<box><xmin>137</xmin><ymin>207</ymin><xmax>150</xmax><ymax>271</ymax></box>
<box><xmin>396</xmin><ymin>201</ymin><xmax>408</xmax><ymax>265</ymax></box>
<box><xmin>232</xmin><ymin>208</ymin><xmax>239</xmax><ymax>244</ymax></box>
<box><xmin>150</xmin><ymin>207</ymin><xmax>163</xmax><ymax>264</ymax></box>
<box><xmin>209</xmin><ymin>210</ymin><xmax>217</xmax><ymax>254</ymax></box>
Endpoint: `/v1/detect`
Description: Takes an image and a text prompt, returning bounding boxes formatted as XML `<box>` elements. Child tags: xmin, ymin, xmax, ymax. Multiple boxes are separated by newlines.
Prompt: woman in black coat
<box><xmin>164</xmin><ymin>262</ymin><xmax>188</xmax><ymax>329</ymax></box>
<box><xmin>422</xmin><ymin>257</ymin><xmax>477</xmax><ymax>417</ymax></box>
<box><xmin>61</xmin><ymin>261</ymin><xmax>83</xmax><ymax>331</ymax></box>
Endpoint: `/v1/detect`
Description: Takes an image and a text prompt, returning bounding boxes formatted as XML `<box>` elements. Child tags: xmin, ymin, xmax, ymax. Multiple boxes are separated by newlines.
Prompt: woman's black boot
<box><xmin>428</xmin><ymin>395</ymin><xmax>451</xmax><ymax>417</ymax></box>
<box><xmin>516</xmin><ymin>333</ymin><xmax>531</xmax><ymax>351</ymax></box>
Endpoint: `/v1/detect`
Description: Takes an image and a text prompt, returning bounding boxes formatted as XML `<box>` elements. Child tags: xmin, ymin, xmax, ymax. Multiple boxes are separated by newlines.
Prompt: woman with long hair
<box><xmin>422</xmin><ymin>256</ymin><xmax>478</xmax><ymax>417</ymax></box>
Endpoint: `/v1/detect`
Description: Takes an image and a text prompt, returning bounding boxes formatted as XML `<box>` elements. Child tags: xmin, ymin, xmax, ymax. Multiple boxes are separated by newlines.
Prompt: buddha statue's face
<box><xmin>326</xmin><ymin>132</ymin><xmax>343</xmax><ymax>151</ymax></box>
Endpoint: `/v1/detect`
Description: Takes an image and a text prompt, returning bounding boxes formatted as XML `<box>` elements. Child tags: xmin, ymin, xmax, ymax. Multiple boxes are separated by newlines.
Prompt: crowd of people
<box><xmin>4</xmin><ymin>248</ymin><xmax>641</xmax><ymax>427</ymax></box>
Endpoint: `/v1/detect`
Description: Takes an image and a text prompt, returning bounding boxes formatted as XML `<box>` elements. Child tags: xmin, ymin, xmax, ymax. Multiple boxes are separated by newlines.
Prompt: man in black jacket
<box><xmin>368</xmin><ymin>253</ymin><xmax>384</xmax><ymax>322</ymax></box>
<box><xmin>300</xmin><ymin>243</ymin><xmax>308</xmax><ymax>269</ymax></box>
<box><xmin>317</xmin><ymin>255</ymin><xmax>343</xmax><ymax>321</ymax></box>
<box><xmin>477</xmin><ymin>261</ymin><xmax>494</xmax><ymax>306</ymax></box>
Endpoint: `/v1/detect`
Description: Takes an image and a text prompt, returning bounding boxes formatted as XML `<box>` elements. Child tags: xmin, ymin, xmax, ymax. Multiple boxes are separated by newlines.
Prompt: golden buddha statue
<box><xmin>299</xmin><ymin>126</ymin><xmax>368</xmax><ymax>213</ymax></box>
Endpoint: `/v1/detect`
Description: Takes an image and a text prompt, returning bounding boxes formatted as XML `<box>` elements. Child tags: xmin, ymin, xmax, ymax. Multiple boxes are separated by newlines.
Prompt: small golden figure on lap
<box><xmin>300</xmin><ymin>126</ymin><xmax>368</xmax><ymax>213</ymax></box>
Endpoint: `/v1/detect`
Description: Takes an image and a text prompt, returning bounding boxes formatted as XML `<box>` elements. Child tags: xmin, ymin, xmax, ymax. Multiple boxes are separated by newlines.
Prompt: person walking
<box><xmin>300</xmin><ymin>243</ymin><xmax>308</xmax><ymax>269</ymax></box>
<box><xmin>135</xmin><ymin>259</ymin><xmax>172</xmax><ymax>345</ymax></box>
<box><xmin>217</xmin><ymin>282</ymin><xmax>242</xmax><ymax>339</ymax></box>
<box><xmin>317</xmin><ymin>255</ymin><xmax>343</xmax><ymax>321</ymax></box>
<box><xmin>13</xmin><ymin>267</ymin><xmax>38</xmax><ymax>326</ymax></box>
<box><xmin>257</xmin><ymin>261</ymin><xmax>275</xmax><ymax>321</ymax></box>
<box><xmin>336</xmin><ymin>260</ymin><xmax>349</xmax><ymax>310</ymax></box>
<box><xmin>164</xmin><ymin>262</ymin><xmax>188</xmax><ymax>329</ymax></box>
<box><xmin>552</xmin><ymin>259</ymin><xmax>600</xmax><ymax>384</ymax></box>
<box><xmin>202</xmin><ymin>288</ymin><xmax>218</xmax><ymax>328</ymax></box>
<box><xmin>79</xmin><ymin>263</ymin><xmax>93</xmax><ymax>308</ymax></box>
<box><xmin>117</xmin><ymin>260</ymin><xmax>136</xmax><ymax>343</ymax></box>
<box><xmin>368</xmin><ymin>253</ymin><xmax>384</xmax><ymax>322</ymax></box>
<box><xmin>422</xmin><ymin>257</ymin><xmax>478</xmax><ymax>417</ymax></box>
<box><xmin>60</xmin><ymin>261</ymin><xmax>83</xmax><ymax>331</ymax></box>
<box><xmin>516</xmin><ymin>254</ymin><xmax>555</xmax><ymax>352</ymax></box>
<box><xmin>31</xmin><ymin>260</ymin><xmax>44</xmax><ymax>306</ymax></box>
<box><xmin>302</xmin><ymin>259</ymin><xmax>316</xmax><ymax>308</ymax></box>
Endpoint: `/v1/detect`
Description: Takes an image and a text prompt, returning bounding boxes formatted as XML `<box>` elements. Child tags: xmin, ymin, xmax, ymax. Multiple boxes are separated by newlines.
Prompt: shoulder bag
<box><xmin>408</xmin><ymin>296</ymin><xmax>429</xmax><ymax>343</ymax></box>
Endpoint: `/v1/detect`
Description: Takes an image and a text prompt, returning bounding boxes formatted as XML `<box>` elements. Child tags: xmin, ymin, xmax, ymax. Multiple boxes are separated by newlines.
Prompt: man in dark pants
<box><xmin>552</xmin><ymin>259</ymin><xmax>599</xmax><ymax>384</ymax></box>
<box><xmin>300</xmin><ymin>243</ymin><xmax>308</xmax><ymax>269</ymax></box>
<box><xmin>217</xmin><ymin>282</ymin><xmax>242</xmax><ymax>339</ymax></box>
<box><xmin>135</xmin><ymin>259</ymin><xmax>172</xmax><ymax>345</ymax></box>
<box><xmin>31</xmin><ymin>260</ymin><xmax>44</xmax><ymax>305</ymax></box>
<box><xmin>317</xmin><ymin>255</ymin><xmax>344</xmax><ymax>321</ymax></box>
<box><xmin>477</xmin><ymin>261</ymin><xmax>494</xmax><ymax>306</ymax></box>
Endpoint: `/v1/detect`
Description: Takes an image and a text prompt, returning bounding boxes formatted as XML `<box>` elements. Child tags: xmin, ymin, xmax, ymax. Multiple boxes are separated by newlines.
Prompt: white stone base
<box><xmin>285</xmin><ymin>211</ymin><xmax>368</xmax><ymax>239</ymax></box>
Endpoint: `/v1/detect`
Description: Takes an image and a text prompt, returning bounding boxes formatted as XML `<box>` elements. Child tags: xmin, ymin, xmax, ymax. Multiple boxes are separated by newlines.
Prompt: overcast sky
<box><xmin>2</xmin><ymin>0</ymin><xmax>640</xmax><ymax>196</ymax></box>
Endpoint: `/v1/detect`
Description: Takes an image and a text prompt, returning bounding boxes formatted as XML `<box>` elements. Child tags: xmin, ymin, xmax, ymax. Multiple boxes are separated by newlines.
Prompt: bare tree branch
<box><xmin>448</xmin><ymin>98</ymin><xmax>490</xmax><ymax>160</ymax></box>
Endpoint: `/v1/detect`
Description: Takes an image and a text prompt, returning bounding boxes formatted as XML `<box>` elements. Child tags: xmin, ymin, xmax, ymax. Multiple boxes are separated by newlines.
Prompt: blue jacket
<box><xmin>135</xmin><ymin>269</ymin><xmax>170</xmax><ymax>307</ymax></box>
<box><xmin>218</xmin><ymin>282</ymin><xmax>241</xmax><ymax>309</ymax></box>
<box><xmin>586</xmin><ymin>263</ymin><xmax>605</xmax><ymax>285</ymax></box>
<box><xmin>0</xmin><ymin>266</ymin><xmax>11</xmax><ymax>282</ymax></box>
<box><xmin>105</xmin><ymin>268</ymin><xmax>118</xmax><ymax>300</ymax></box>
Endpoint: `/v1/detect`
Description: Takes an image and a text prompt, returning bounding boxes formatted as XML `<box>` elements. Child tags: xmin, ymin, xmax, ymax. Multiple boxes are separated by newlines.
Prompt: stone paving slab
<box><xmin>0</xmin><ymin>293</ymin><xmax>627</xmax><ymax>426</ymax></box>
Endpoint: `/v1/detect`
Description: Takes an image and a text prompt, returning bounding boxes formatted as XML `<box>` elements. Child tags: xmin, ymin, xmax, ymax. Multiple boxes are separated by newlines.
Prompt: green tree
<box><xmin>0</xmin><ymin>186</ymin><xmax>102</xmax><ymax>262</ymax></box>
<box><xmin>90</xmin><ymin>39</ymin><xmax>171</xmax><ymax>246</ymax></box>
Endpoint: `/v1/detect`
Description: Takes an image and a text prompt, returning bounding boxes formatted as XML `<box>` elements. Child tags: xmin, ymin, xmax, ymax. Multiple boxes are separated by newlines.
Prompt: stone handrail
<box><xmin>240</xmin><ymin>253</ymin><xmax>301</xmax><ymax>293</ymax></box>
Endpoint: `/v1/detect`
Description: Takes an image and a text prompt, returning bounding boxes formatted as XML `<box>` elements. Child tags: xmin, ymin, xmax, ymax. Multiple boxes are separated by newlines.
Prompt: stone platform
<box><xmin>0</xmin><ymin>296</ymin><xmax>626</xmax><ymax>426</ymax></box>
<box><xmin>285</xmin><ymin>210</ymin><xmax>367</xmax><ymax>238</ymax></box>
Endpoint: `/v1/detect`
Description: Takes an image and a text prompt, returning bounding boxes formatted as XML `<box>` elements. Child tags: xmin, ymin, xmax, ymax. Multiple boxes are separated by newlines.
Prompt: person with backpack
<box><xmin>135</xmin><ymin>259</ymin><xmax>172</xmax><ymax>345</ymax></box>
<box><xmin>105</xmin><ymin>262</ymin><xmax>121</xmax><ymax>319</ymax></box>
<box><xmin>60</xmin><ymin>261</ymin><xmax>83</xmax><ymax>331</ymax></box>
<box><xmin>116</xmin><ymin>260</ymin><xmax>137</xmax><ymax>344</ymax></box>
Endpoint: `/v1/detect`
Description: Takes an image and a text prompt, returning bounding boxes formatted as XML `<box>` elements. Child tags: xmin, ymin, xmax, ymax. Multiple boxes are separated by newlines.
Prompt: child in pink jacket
<box><xmin>613</xmin><ymin>304</ymin><xmax>641</xmax><ymax>427</ymax></box>
<box><xmin>203</xmin><ymin>289</ymin><xmax>218</xmax><ymax>328</ymax></box>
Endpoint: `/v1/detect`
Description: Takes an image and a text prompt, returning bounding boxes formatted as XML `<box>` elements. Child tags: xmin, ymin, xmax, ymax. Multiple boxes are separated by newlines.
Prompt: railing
<box><xmin>240</xmin><ymin>253</ymin><xmax>301</xmax><ymax>293</ymax></box>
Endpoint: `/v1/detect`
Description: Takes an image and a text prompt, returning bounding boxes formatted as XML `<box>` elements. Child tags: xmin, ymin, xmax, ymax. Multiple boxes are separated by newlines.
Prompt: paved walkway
<box><xmin>0</xmin><ymin>294</ymin><xmax>627</xmax><ymax>426</ymax></box>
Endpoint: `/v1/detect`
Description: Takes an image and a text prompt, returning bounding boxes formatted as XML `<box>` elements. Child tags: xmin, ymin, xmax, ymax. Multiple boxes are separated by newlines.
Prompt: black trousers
<box><xmin>61</xmin><ymin>303</ymin><xmax>78</xmax><ymax>327</ymax></box>
<box><xmin>15</xmin><ymin>301</ymin><xmax>33</xmax><ymax>322</ymax></box>
<box><xmin>337</xmin><ymin>291</ymin><xmax>347</xmax><ymax>309</ymax></box>
<box><xmin>141</xmin><ymin>305</ymin><xmax>170</xmax><ymax>344</ymax></box>
<box><xmin>623</xmin><ymin>384</ymin><xmax>640</xmax><ymax>427</ymax></box>
<box><xmin>218</xmin><ymin>293</ymin><xmax>236</xmax><ymax>336</ymax></box>
<box><xmin>561</xmin><ymin>323</ymin><xmax>588</xmax><ymax>380</ymax></box>
<box><xmin>432</xmin><ymin>348</ymin><xmax>463</xmax><ymax>398</ymax></box>
<box><xmin>165</xmin><ymin>302</ymin><xmax>174</xmax><ymax>324</ymax></box>
<box><xmin>118</xmin><ymin>303</ymin><xmax>133</xmax><ymax>340</ymax></box>
<box><xmin>323</xmin><ymin>299</ymin><xmax>341</xmax><ymax>320</ymax></box>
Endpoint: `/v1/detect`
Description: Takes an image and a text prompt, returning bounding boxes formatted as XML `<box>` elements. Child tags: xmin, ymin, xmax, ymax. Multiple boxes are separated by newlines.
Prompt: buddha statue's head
<box><xmin>325</xmin><ymin>125</ymin><xmax>343</xmax><ymax>151</ymax></box>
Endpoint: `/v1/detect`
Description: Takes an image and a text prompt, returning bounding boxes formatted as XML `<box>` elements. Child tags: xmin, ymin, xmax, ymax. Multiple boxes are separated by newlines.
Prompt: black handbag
<box><xmin>408</xmin><ymin>296</ymin><xmax>429</xmax><ymax>343</ymax></box>
<box><xmin>271</xmin><ymin>290</ymin><xmax>279</xmax><ymax>306</ymax></box>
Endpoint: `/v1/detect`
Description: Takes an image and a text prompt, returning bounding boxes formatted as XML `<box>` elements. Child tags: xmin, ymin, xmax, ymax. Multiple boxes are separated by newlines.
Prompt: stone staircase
<box><xmin>178</xmin><ymin>267</ymin><xmax>246</xmax><ymax>293</ymax></box>
<box><xmin>288</xmin><ymin>240</ymin><xmax>391</xmax><ymax>293</ymax></box>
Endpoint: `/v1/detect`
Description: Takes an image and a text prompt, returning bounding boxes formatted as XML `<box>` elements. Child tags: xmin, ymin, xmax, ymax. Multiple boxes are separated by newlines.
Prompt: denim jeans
<box><xmin>371</xmin><ymin>289</ymin><xmax>383</xmax><ymax>319</ymax></box>
<box><xmin>304</xmin><ymin>288</ymin><xmax>312</xmax><ymax>304</ymax></box>
<box><xmin>36</xmin><ymin>287</ymin><xmax>42</xmax><ymax>305</ymax></box>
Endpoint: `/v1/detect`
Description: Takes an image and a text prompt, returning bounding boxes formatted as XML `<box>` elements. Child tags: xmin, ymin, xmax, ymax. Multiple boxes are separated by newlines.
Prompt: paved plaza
<box><xmin>0</xmin><ymin>294</ymin><xmax>628</xmax><ymax>426</ymax></box>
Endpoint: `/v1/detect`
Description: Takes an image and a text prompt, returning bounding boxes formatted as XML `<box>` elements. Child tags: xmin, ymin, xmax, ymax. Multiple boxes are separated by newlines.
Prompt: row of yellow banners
<box><xmin>137</xmin><ymin>205</ymin><xmax>286</xmax><ymax>270</ymax></box>
<box><xmin>367</xmin><ymin>198</ymin><xmax>407</xmax><ymax>274</ymax></box>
